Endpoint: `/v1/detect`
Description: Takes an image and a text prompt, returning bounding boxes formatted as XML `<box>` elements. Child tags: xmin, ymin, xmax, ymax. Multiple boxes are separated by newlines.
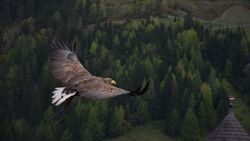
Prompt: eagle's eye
<box><xmin>111</xmin><ymin>80</ymin><xmax>116</xmax><ymax>85</ymax></box>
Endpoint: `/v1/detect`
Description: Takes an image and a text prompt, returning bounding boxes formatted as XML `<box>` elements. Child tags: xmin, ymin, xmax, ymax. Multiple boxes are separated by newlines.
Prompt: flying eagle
<box><xmin>48</xmin><ymin>43</ymin><xmax>150</xmax><ymax>117</ymax></box>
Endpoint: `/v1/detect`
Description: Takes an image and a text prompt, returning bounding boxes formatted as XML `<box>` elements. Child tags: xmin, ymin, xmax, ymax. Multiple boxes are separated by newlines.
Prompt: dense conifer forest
<box><xmin>0</xmin><ymin>0</ymin><xmax>250</xmax><ymax>141</ymax></box>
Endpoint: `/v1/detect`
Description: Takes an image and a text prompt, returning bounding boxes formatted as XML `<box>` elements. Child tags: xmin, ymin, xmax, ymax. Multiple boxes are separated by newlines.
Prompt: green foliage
<box><xmin>61</xmin><ymin>130</ymin><xmax>72</xmax><ymax>141</ymax></box>
<box><xmin>181</xmin><ymin>108</ymin><xmax>200</xmax><ymax>141</ymax></box>
<box><xmin>99</xmin><ymin>0</ymin><xmax>107</xmax><ymax>19</ymax></box>
<box><xmin>73</xmin><ymin>102</ymin><xmax>106</xmax><ymax>141</ymax></box>
<box><xmin>36</xmin><ymin>107</ymin><xmax>55</xmax><ymax>141</ymax></box>
<box><xmin>0</xmin><ymin>2</ymin><xmax>250</xmax><ymax>140</ymax></box>
<box><xmin>80</xmin><ymin>128</ymin><xmax>93</xmax><ymax>141</ymax></box>
<box><xmin>113</xmin><ymin>35</ymin><xmax>120</xmax><ymax>47</ymax></box>
<box><xmin>90</xmin><ymin>41</ymin><xmax>98</xmax><ymax>55</ymax></box>
<box><xmin>90</xmin><ymin>3</ymin><xmax>98</xmax><ymax>17</ymax></box>
<box><xmin>168</xmin><ymin>73</ymin><xmax>179</xmax><ymax>110</ymax></box>
<box><xmin>224</xmin><ymin>59</ymin><xmax>233</xmax><ymax>81</ymax></box>
<box><xmin>87</xmin><ymin>106</ymin><xmax>105</xmax><ymax>140</ymax></box>
<box><xmin>109</xmin><ymin>106</ymin><xmax>131</xmax><ymax>137</ymax></box>
<box><xmin>52</xmin><ymin>11</ymin><xmax>61</xmax><ymax>25</ymax></box>
<box><xmin>130</xmin><ymin>98</ymin><xmax>150</xmax><ymax>124</ymax></box>
<box><xmin>199</xmin><ymin>83</ymin><xmax>217</xmax><ymax>130</ymax></box>
<box><xmin>200</xmin><ymin>83</ymin><xmax>213</xmax><ymax>109</ymax></box>
<box><xmin>13</xmin><ymin>119</ymin><xmax>29</xmax><ymax>141</ymax></box>
<box><xmin>165</xmin><ymin>109</ymin><xmax>180</xmax><ymax>137</ymax></box>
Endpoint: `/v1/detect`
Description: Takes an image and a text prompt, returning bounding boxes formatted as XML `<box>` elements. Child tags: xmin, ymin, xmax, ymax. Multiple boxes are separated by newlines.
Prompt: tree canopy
<box><xmin>0</xmin><ymin>1</ymin><xmax>250</xmax><ymax>140</ymax></box>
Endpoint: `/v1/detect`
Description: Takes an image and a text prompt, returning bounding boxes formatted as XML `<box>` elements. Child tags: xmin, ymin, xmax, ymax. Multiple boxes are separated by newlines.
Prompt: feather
<box><xmin>52</xmin><ymin>87</ymin><xmax>65</xmax><ymax>104</ymax></box>
<box><xmin>52</xmin><ymin>87</ymin><xmax>76</xmax><ymax>106</ymax></box>
<box><xmin>48</xmin><ymin>42</ymin><xmax>149</xmax><ymax>101</ymax></box>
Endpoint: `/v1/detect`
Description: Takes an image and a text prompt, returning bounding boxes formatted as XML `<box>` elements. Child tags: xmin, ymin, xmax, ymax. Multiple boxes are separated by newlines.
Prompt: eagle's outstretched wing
<box><xmin>75</xmin><ymin>79</ymin><xmax>150</xmax><ymax>99</ymax></box>
<box><xmin>48</xmin><ymin>43</ymin><xmax>149</xmax><ymax>100</ymax></box>
<box><xmin>48</xmin><ymin>43</ymin><xmax>92</xmax><ymax>86</ymax></box>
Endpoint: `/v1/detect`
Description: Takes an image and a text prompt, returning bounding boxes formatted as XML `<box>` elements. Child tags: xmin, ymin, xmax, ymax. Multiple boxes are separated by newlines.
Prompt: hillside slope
<box><xmin>213</xmin><ymin>5</ymin><xmax>250</xmax><ymax>24</ymax></box>
<box><xmin>105</xmin><ymin>121</ymin><xmax>176</xmax><ymax>141</ymax></box>
<box><xmin>106</xmin><ymin>99</ymin><xmax>250</xmax><ymax>141</ymax></box>
<box><xmin>103</xmin><ymin>0</ymin><xmax>250</xmax><ymax>23</ymax></box>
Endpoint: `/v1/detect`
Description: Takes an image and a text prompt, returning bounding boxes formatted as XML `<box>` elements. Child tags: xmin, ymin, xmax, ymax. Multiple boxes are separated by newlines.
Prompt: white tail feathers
<box><xmin>52</xmin><ymin>87</ymin><xmax>76</xmax><ymax>106</ymax></box>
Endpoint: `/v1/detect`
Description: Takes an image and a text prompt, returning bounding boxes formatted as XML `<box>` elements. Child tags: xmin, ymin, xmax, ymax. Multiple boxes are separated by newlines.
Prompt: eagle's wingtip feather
<box><xmin>51</xmin><ymin>87</ymin><xmax>76</xmax><ymax>106</ymax></box>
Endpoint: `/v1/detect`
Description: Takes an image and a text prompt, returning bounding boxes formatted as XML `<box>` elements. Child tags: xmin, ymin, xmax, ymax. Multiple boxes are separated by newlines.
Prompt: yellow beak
<box><xmin>111</xmin><ymin>80</ymin><xmax>116</xmax><ymax>85</ymax></box>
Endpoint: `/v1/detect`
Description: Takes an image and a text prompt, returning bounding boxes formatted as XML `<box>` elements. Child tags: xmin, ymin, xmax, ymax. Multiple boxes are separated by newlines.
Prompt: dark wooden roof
<box><xmin>209</xmin><ymin>113</ymin><xmax>250</xmax><ymax>141</ymax></box>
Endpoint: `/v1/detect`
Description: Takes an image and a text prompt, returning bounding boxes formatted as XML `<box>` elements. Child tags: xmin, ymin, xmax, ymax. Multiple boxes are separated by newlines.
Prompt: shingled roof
<box><xmin>208</xmin><ymin>112</ymin><xmax>250</xmax><ymax>141</ymax></box>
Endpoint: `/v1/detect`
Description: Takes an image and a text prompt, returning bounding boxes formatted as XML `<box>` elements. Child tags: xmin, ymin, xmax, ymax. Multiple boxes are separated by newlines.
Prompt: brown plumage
<box><xmin>48</xmin><ymin>43</ymin><xmax>150</xmax><ymax>110</ymax></box>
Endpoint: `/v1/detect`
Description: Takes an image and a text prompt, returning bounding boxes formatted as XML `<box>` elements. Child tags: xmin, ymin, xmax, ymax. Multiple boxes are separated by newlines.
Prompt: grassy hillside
<box><xmin>103</xmin><ymin>0</ymin><xmax>250</xmax><ymax>23</ymax></box>
<box><xmin>1</xmin><ymin>0</ymin><xmax>250</xmax><ymax>140</ymax></box>
<box><xmin>105</xmin><ymin>121</ymin><xmax>176</xmax><ymax>141</ymax></box>
<box><xmin>106</xmin><ymin>99</ymin><xmax>250</xmax><ymax>141</ymax></box>
<box><xmin>213</xmin><ymin>5</ymin><xmax>250</xmax><ymax>24</ymax></box>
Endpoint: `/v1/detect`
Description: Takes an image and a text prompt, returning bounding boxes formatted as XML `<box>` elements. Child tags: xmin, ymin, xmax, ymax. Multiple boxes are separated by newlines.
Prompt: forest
<box><xmin>0</xmin><ymin>0</ymin><xmax>250</xmax><ymax>141</ymax></box>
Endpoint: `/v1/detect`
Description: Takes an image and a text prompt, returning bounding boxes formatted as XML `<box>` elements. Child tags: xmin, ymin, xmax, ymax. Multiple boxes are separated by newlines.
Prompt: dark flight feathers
<box><xmin>48</xmin><ymin>42</ymin><xmax>150</xmax><ymax>100</ymax></box>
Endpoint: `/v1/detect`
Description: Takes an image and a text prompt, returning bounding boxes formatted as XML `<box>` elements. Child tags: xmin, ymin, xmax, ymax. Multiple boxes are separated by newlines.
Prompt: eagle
<box><xmin>48</xmin><ymin>43</ymin><xmax>150</xmax><ymax>117</ymax></box>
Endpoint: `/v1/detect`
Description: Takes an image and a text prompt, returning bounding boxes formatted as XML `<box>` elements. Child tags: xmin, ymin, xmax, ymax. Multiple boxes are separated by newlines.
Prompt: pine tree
<box><xmin>181</xmin><ymin>108</ymin><xmax>200</xmax><ymax>141</ymax></box>
<box><xmin>224</xmin><ymin>59</ymin><xmax>233</xmax><ymax>81</ymax></box>
<box><xmin>113</xmin><ymin>35</ymin><xmax>120</xmax><ymax>47</ymax></box>
<box><xmin>87</xmin><ymin>106</ymin><xmax>104</xmax><ymax>141</ymax></box>
<box><xmin>61</xmin><ymin>130</ymin><xmax>72</xmax><ymax>141</ymax></box>
<box><xmin>80</xmin><ymin>127</ymin><xmax>93</xmax><ymax>141</ymax></box>
<box><xmin>36</xmin><ymin>107</ymin><xmax>55</xmax><ymax>141</ymax></box>
<box><xmin>13</xmin><ymin>119</ymin><xmax>28</xmax><ymax>141</ymax></box>
<box><xmin>89</xmin><ymin>3</ymin><xmax>97</xmax><ymax>17</ymax></box>
<box><xmin>169</xmin><ymin>73</ymin><xmax>179</xmax><ymax>110</ymax></box>
<box><xmin>200</xmin><ymin>82</ymin><xmax>217</xmax><ymax>130</ymax></box>
<box><xmin>90</xmin><ymin>41</ymin><xmax>98</xmax><ymax>56</ymax></box>
<box><xmin>129</xmin><ymin>97</ymin><xmax>150</xmax><ymax>125</ymax></box>
<box><xmin>165</xmin><ymin>109</ymin><xmax>180</xmax><ymax>137</ymax></box>
<box><xmin>198</xmin><ymin>101</ymin><xmax>207</xmax><ymax>134</ymax></box>
<box><xmin>99</xmin><ymin>0</ymin><xmax>107</xmax><ymax>19</ymax></box>
<box><xmin>109</xmin><ymin>105</ymin><xmax>130</xmax><ymax>137</ymax></box>
<box><xmin>52</xmin><ymin>11</ymin><xmax>61</xmax><ymax>26</ymax></box>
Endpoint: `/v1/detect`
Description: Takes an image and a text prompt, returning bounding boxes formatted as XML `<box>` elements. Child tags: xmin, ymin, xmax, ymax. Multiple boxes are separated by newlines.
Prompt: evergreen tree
<box><xmin>131</xmin><ymin>98</ymin><xmax>150</xmax><ymax>124</ymax></box>
<box><xmin>80</xmin><ymin>127</ymin><xmax>93</xmax><ymax>141</ymax></box>
<box><xmin>165</xmin><ymin>109</ymin><xmax>180</xmax><ymax>137</ymax></box>
<box><xmin>224</xmin><ymin>59</ymin><xmax>233</xmax><ymax>81</ymax></box>
<box><xmin>109</xmin><ymin>105</ymin><xmax>130</xmax><ymax>137</ymax></box>
<box><xmin>61</xmin><ymin>130</ymin><xmax>72</xmax><ymax>141</ymax></box>
<box><xmin>88</xmin><ymin>106</ymin><xmax>105</xmax><ymax>141</ymax></box>
<box><xmin>181</xmin><ymin>108</ymin><xmax>200</xmax><ymax>141</ymax></box>
<box><xmin>52</xmin><ymin>11</ymin><xmax>61</xmax><ymax>26</ymax></box>
<box><xmin>113</xmin><ymin>35</ymin><xmax>120</xmax><ymax>47</ymax></box>
<box><xmin>198</xmin><ymin>101</ymin><xmax>207</xmax><ymax>134</ymax></box>
<box><xmin>0</xmin><ymin>3</ymin><xmax>250</xmax><ymax>140</ymax></box>
<box><xmin>200</xmin><ymin>82</ymin><xmax>217</xmax><ymax>130</ymax></box>
<box><xmin>168</xmin><ymin>73</ymin><xmax>179</xmax><ymax>110</ymax></box>
<box><xmin>89</xmin><ymin>3</ymin><xmax>97</xmax><ymax>17</ymax></box>
<box><xmin>36</xmin><ymin>107</ymin><xmax>55</xmax><ymax>141</ymax></box>
<box><xmin>99</xmin><ymin>0</ymin><xmax>107</xmax><ymax>19</ymax></box>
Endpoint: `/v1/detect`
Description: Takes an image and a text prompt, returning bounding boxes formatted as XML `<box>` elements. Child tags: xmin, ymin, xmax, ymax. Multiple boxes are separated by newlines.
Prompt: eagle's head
<box><xmin>103</xmin><ymin>78</ymin><xmax>116</xmax><ymax>86</ymax></box>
